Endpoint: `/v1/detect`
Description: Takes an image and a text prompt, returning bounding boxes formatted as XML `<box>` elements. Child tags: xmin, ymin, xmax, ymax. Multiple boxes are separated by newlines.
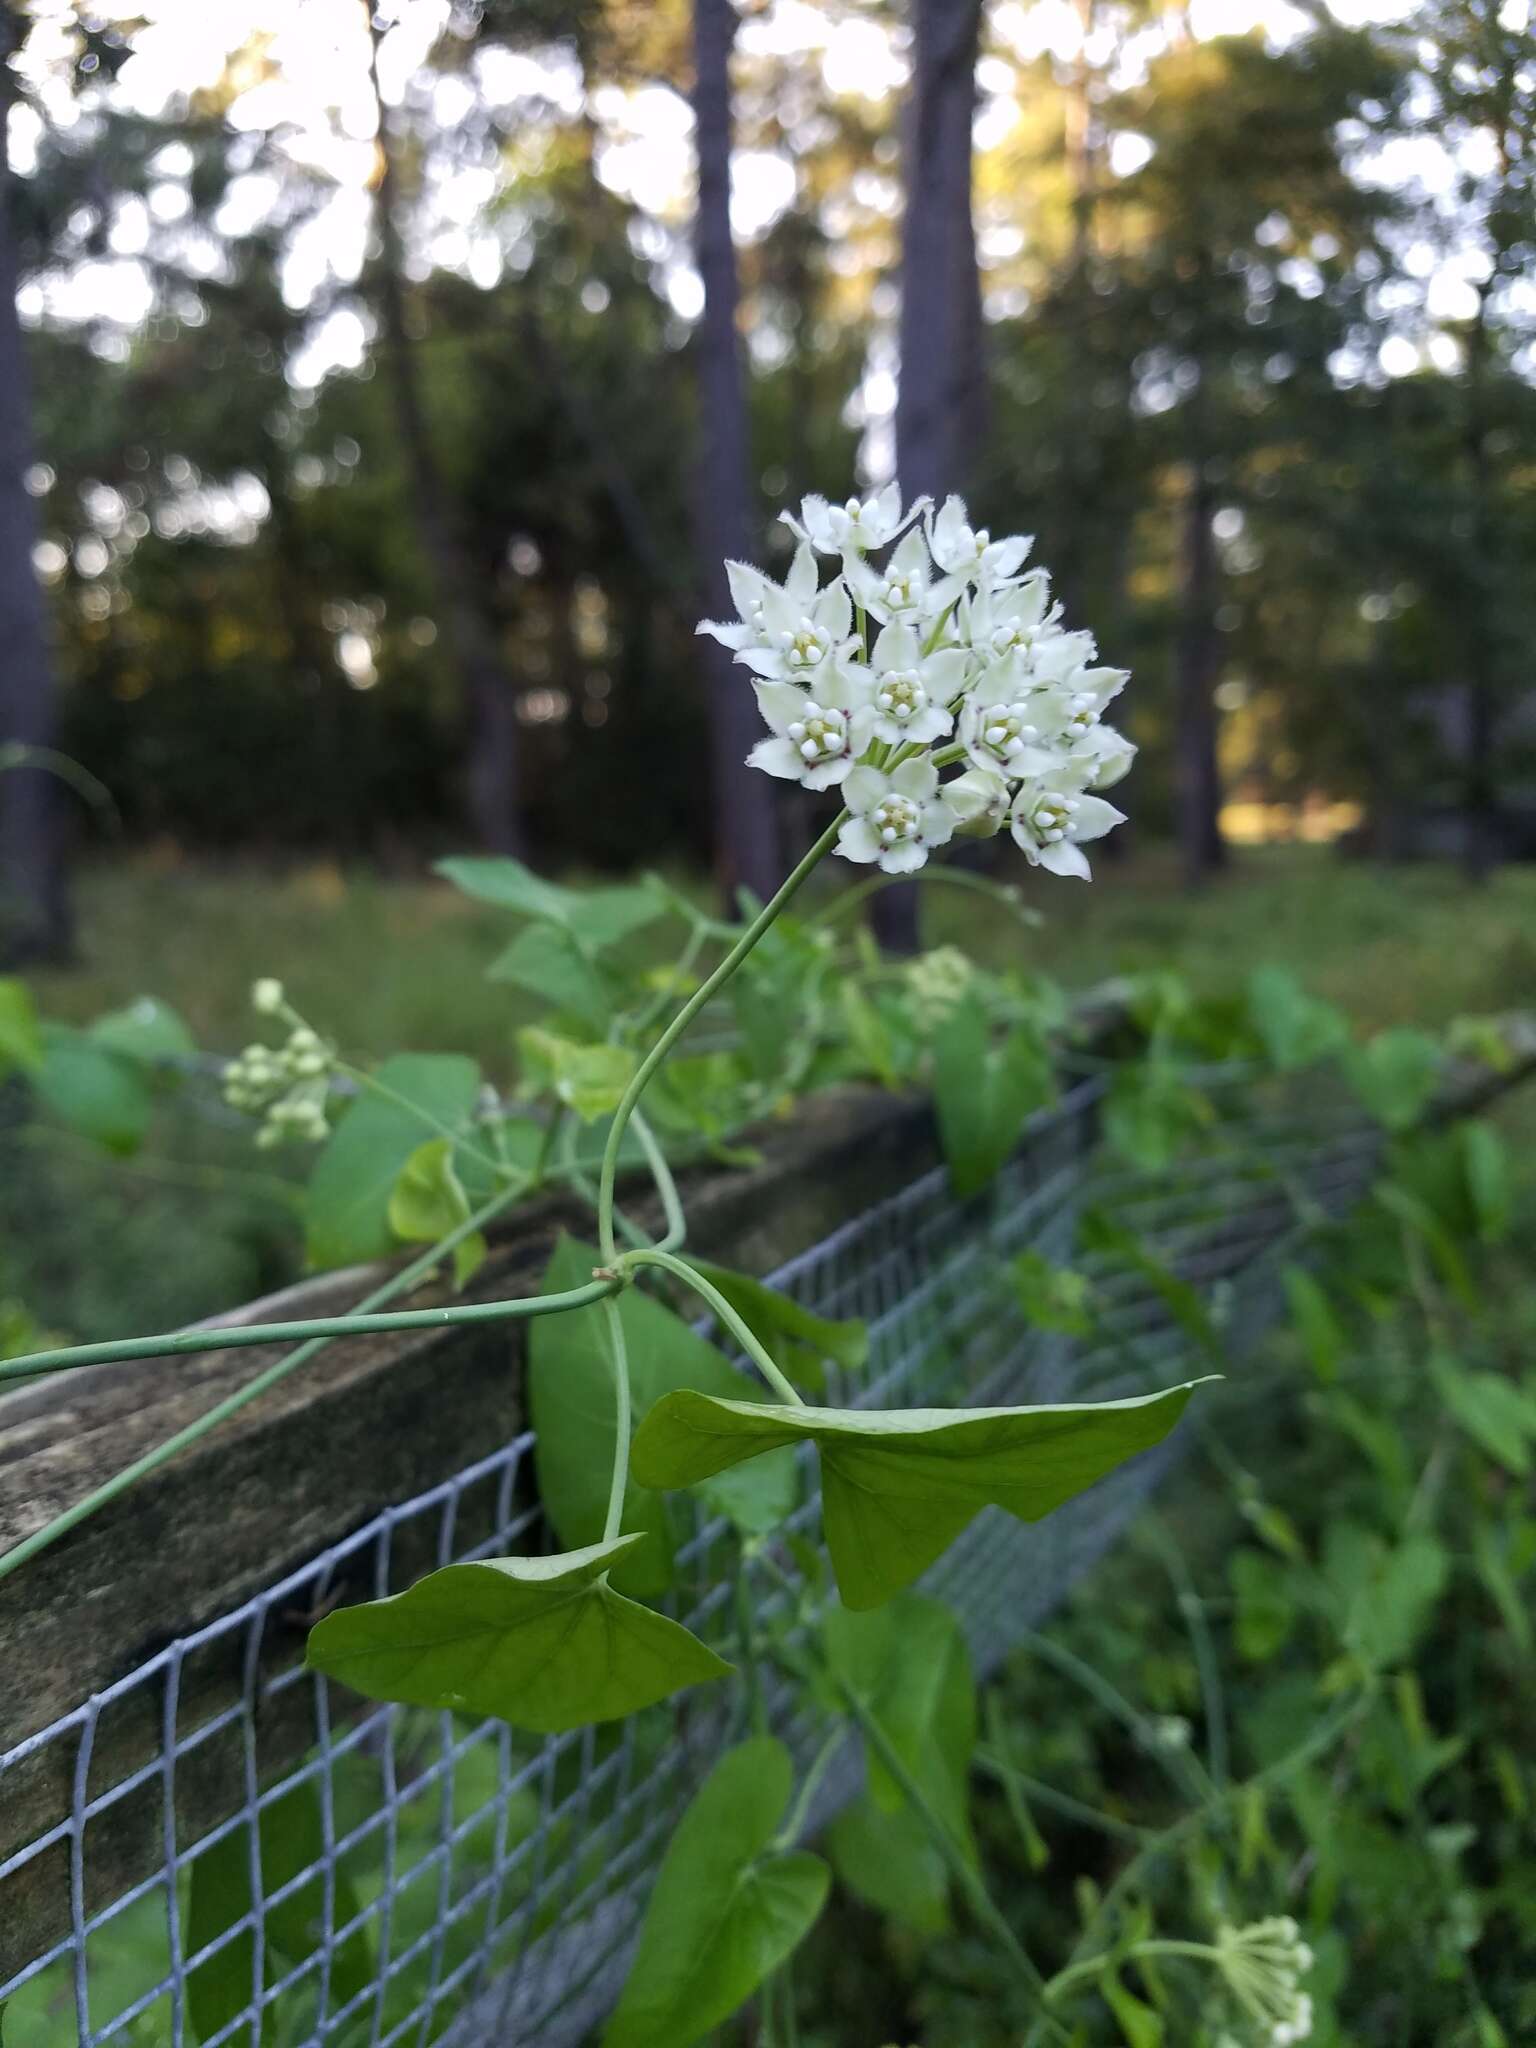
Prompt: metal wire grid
<box><xmin>0</xmin><ymin>1074</ymin><xmax>1384</xmax><ymax>2048</ymax></box>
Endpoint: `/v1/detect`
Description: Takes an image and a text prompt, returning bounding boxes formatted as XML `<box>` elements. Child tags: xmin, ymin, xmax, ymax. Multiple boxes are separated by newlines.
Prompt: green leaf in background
<box><xmin>1247</xmin><ymin>964</ymin><xmax>1350</xmax><ymax>1071</ymax></box>
<box><xmin>489</xmin><ymin>923</ymin><xmax>613</xmax><ymax>1032</ymax></box>
<box><xmin>387</xmin><ymin>1138</ymin><xmax>486</xmax><ymax>1289</ymax></box>
<box><xmin>1346</xmin><ymin>1028</ymin><xmax>1442</xmax><ymax>1132</ymax></box>
<box><xmin>824</xmin><ymin>1597</ymin><xmax>977</xmax><ymax>1930</ymax></box>
<box><xmin>305</xmin><ymin>1053</ymin><xmax>481</xmax><ymax>1268</ymax></box>
<box><xmin>187</xmin><ymin>1776</ymin><xmax>372</xmax><ymax>2047</ymax></box>
<box><xmin>517</xmin><ymin>1027</ymin><xmax>635</xmax><ymax>1122</ymax></box>
<box><xmin>1012</xmin><ymin>1250</ymin><xmax>1095</xmax><ymax>1337</ymax></box>
<box><xmin>89</xmin><ymin>995</ymin><xmax>197</xmax><ymax>1065</ymax></box>
<box><xmin>933</xmin><ymin>991</ymin><xmax>1053</xmax><ymax>1197</ymax></box>
<box><xmin>1282</xmin><ymin>1265</ymin><xmax>1344</xmax><ymax>1383</ymax></box>
<box><xmin>529</xmin><ymin>1237</ymin><xmax>797</xmax><ymax>1595</ymax></box>
<box><xmin>688</xmin><ymin>1257</ymin><xmax>869</xmax><ymax>1392</ymax></box>
<box><xmin>631</xmin><ymin>1381</ymin><xmax>1208</xmax><ymax>1610</ymax></box>
<box><xmin>0</xmin><ymin>977</ymin><xmax>43</xmax><ymax>1077</ymax></box>
<box><xmin>1102</xmin><ymin>1059</ymin><xmax>1212</xmax><ymax>1171</ymax></box>
<box><xmin>1229</xmin><ymin>1548</ymin><xmax>1296</xmax><ymax>1662</ymax></box>
<box><xmin>1080</xmin><ymin>1208</ymin><xmax>1225</xmax><ymax>1365</ymax></box>
<box><xmin>1458</xmin><ymin>1121</ymin><xmax>1511</xmax><ymax>1244</ymax></box>
<box><xmin>1429</xmin><ymin>1354</ymin><xmax>1536</xmax><ymax>1477</ymax></box>
<box><xmin>1102</xmin><ymin>1970</ymin><xmax>1164</xmax><ymax>2048</ymax></box>
<box><xmin>435</xmin><ymin>856</ymin><xmax>664</xmax><ymax>955</ymax></box>
<box><xmin>601</xmin><ymin>1738</ymin><xmax>830</xmax><ymax>2048</ymax></box>
<box><xmin>31</xmin><ymin>1025</ymin><xmax>153</xmax><ymax>1154</ymax></box>
<box><xmin>1323</xmin><ymin>1521</ymin><xmax>1448</xmax><ymax>1671</ymax></box>
<box><xmin>306</xmin><ymin>1534</ymin><xmax>730</xmax><ymax>1732</ymax></box>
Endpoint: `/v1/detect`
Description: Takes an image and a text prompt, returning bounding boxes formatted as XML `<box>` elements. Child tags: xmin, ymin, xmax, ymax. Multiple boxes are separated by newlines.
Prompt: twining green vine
<box><xmin>2</xmin><ymin>484</ymin><xmax>1529</xmax><ymax>2046</ymax></box>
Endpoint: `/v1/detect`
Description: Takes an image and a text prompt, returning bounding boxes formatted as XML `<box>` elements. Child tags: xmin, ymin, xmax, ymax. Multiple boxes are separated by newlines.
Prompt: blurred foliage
<box><xmin>3</xmin><ymin>0</ymin><xmax>1531</xmax><ymax>868</ymax></box>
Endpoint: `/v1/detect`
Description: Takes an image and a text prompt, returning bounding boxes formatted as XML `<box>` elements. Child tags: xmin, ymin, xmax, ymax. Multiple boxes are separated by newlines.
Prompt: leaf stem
<box><xmin>837</xmin><ymin>1679</ymin><xmax>1068</xmax><ymax>2041</ymax></box>
<box><xmin>619</xmin><ymin>1248</ymin><xmax>805</xmax><ymax>1406</ymax></box>
<box><xmin>595</xmin><ymin>818</ymin><xmax>844</xmax><ymax>1263</ymax></box>
<box><xmin>600</xmin><ymin>1298</ymin><xmax>632</xmax><ymax>1546</ymax></box>
<box><xmin>0</xmin><ymin>1182</ymin><xmax>546</xmax><ymax>1583</ymax></box>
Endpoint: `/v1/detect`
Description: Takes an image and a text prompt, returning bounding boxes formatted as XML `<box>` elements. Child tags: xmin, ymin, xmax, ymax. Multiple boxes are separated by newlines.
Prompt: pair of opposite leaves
<box><xmin>308</xmin><ymin>1377</ymin><xmax>1206</xmax><ymax>1730</ymax></box>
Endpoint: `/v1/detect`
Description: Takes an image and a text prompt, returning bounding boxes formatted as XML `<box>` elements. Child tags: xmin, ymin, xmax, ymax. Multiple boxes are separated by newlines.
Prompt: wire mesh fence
<box><xmin>0</xmin><ymin>1069</ymin><xmax>1386</xmax><ymax>2048</ymax></box>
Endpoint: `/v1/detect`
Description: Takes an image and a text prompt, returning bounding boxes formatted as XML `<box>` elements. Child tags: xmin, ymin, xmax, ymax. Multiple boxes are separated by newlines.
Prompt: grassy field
<box><xmin>29</xmin><ymin>842</ymin><xmax>1536</xmax><ymax>1062</ymax></box>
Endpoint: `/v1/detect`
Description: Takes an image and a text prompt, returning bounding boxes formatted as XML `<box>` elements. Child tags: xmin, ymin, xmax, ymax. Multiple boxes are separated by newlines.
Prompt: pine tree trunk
<box><xmin>0</xmin><ymin>34</ymin><xmax>71</xmax><ymax>965</ymax></box>
<box><xmin>365</xmin><ymin>12</ymin><xmax>523</xmax><ymax>859</ymax></box>
<box><xmin>691</xmin><ymin>0</ymin><xmax>781</xmax><ymax>903</ymax></box>
<box><xmin>1175</xmin><ymin>450</ymin><xmax>1226</xmax><ymax>883</ymax></box>
<box><xmin>883</xmin><ymin>0</ymin><xmax>984</xmax><ymax>952</ymax></box>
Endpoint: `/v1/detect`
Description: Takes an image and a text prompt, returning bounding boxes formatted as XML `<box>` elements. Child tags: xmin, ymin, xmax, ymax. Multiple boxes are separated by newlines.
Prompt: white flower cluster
<box><xmin>903</xmin><ymin>945</ymin><xmax>975</xmax><ymax>1033</ymax></box>
<box><xmin>1215</xmin><ymin>1917</ymin><xmax>1315</xmax><ymax>2045</ymax></box>
<box><xmin>701</xmin><ymin>486</ymin><xmax>1132</xmax><ymax>881</ymax></box>
<box><xmin>222</xmin><ymin>980</ymin><xmax>334</xmax><ymax>1148</ymax></box>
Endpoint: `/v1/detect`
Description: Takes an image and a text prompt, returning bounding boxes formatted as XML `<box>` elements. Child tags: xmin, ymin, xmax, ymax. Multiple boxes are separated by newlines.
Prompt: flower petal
<box><xmin>1069</xmin><ymin>795</ymin><xmax>1126</xmax><ymax>844</ymax></box>
<box><xmin>878</xmin><ymin>839</ymin><xmax>929</xmax><ymax>875</ymax></box>
<box><xmin>837</xmin><ymin>816</ymin><xmax>882</xmax><ymax>864</ymax></box>
<box><xmin>843</xmin><ymin>764</ymin><xmax>891</xmax><ymax>812</ymax></box>
<box><xmin>1036</xmin><ymin>840</ymin><xmax>1093</xmax><ymax>880</ymax></box>
<box><xmin>890</xmin><ymin>754</ymin><xmax>940</xmax><ymax>801</ymax></box>
<box><xmin>747</xmin><ymin>736</ymin><xmax>806</xmax><ymax>780</ymax></box>
<box><xmin>752</xmin><ymin>680</ymin><xmax>810</xmax><ymax>734</ymax></box>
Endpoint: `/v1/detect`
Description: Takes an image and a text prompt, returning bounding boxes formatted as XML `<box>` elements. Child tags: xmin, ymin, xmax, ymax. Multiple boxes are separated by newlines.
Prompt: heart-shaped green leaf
<box><xmin>388</xmin><ymin>1138</ymin><xmax>485</xmax><ymax>1288</ymax></box>
<box><xmin>306</xmin><ymin>1052</ymin><xmax>482</xmax><ymax>1268</ymax></box>
<box><xmin>601</xmin><ymin>1738</ymin><xmax>830</xmax><ymax>2048</ymax></box>
<box><xmin>306</xmin><ymin>1535</ymin><xmax>731</xmax><ymax>1731</ymax></box>
<box><xmin>631</xmin><ymin>1382</ymin><xmax>1212</xmax><ymax>1608</ymax></box>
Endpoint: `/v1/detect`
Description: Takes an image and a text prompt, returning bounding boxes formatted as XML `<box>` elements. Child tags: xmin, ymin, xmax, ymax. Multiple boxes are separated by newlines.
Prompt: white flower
<box><xmin>730</xmin><ymin>560</ymin><xmax>857</xmax><ymax>689</ymax></box>
<box><xmin>837</xmin><ymin>757</ymin><xmax>955</xmax><ymax>875</ymax></box>
<box><xmin>1009</xmin><ymin>779</ymin><xmax>1125</xmax><ymax>879</ymax></box>
<box><xmin>1079</xmin><ymin>726</ymin><xmax>1137</xmax><ymax>790</ymax></box>
<box><xmin>963</xmin><ymin>575</ymin><xmax>1059</xmax><ymax>662</ymax></box>
<box><xmin>782</xmin><ymin>482</ymin><xmax>921</xmax><ymax>556</ymax></box>
<box><xmin>251</xmin><ymin>978</ymin><xmax>285</xmax><ymax>1016</ymax></box>
<box><xmin>941</xmin><ymin>767</ymin><xmax>1011</xmax><ymax>838</ymax></box>
<box><xmin>843</xmin><ymin>528</ymin><xmax>936</xmax><ymax>628</ymax></box>
<box><xmin>927</xmin><ymin>494</ymin><xmax>1031</xmax><ymax>599</ymax></box>
<box><xmin>958</xmin><ymin>693</ymin><xmax>1056</xmax><ymax>779</ymax></box>
<box><xmin>697</xmin><ymin>543</ymin><xmax>821</xmax><ymax>657</ymax></box>
<box><xmin>747</xmin><ymin>676</ymin><xmax>872</xmax><ymax>791</ymax></box>
<box><xmin>864</xmin><ymin>622</ymin><xmax>966</xmax><ymax>746</ymax></box>
<box><xmin>1032</xmin><ymin>666</ymin><xmax>1131</xmax><ymax>771</ymax></box>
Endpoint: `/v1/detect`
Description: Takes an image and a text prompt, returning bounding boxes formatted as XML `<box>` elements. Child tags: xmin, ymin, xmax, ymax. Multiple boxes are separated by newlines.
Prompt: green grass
<box><xmin>30</xmin><ymin>843</ymin><xmax>1536</xmax><ymax>1058</ymax></box>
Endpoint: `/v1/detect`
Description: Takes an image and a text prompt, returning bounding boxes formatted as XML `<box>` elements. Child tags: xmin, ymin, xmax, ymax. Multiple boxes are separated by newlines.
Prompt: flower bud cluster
<box><xmin>701</xmin><ymin>486</ymin><xmax>1133</xmax><ymax>881</ymax></box>
<box><xmin>1215</xmin><ymin>1917</ymin><xmax>1315</xmax><ymax>2044</ymax></box>
<box><xmin>903</xmin><ymin>946</ymin><xmax>975</xmax><ymax>1033</ymax></box>
<box><xmin>222</xmin><ymin>981</ymin><xmax>334</xmax><ymax>1149</ymax></box>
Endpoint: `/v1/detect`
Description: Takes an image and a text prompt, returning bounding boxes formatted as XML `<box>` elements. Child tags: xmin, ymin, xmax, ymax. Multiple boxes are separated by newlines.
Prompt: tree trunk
<box><xmin>1175</xmin><ymin>450</ymin><xmax>1226</xmax><ymax>883</ymax></box>
<box><xmin>691</xmin><ymin>0</ymin><xmax>782</xmax><ymax>904</ymax></box>
<box><xmin>1460</xmin><ymin>279</ymin><xmax>1496</xmax><ymax>881</ymax></box>
<box><xmin>0</xmin><ymin>28</ymin><xmax>71</xmax><ymax>964</ymax></box>
<box><xmin>882</xmin><ymin>0</ymin><xmax>984</xmax><ymax>952</ymax></box>
<box><xmin>894</xmin><ymin>0</ymin><xmax>985</xmax><ymax>510</ymax></box>
<box><xmin>364</xmin><ymin>12</ymin><xmax>523</xmax><ymax>859</ymax></box>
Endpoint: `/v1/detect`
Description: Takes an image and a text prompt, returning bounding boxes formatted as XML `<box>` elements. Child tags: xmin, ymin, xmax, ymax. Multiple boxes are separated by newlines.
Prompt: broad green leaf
<box><xmin>1247</xmin><ymin>965</ymin><xmax>1349</xmax><ymax>1071</ymax></box>
<box><xmin>631</xmin><ymin>1382</ymin><xmax>1208</xmax><ymax>1610</ymax></box>
<box><xmin>31</xmin><ymin>1025</ymin><xmax>153</xmax><ymax>1154</ymax></box>
<box><xmin>933</xmin><ymin>992</ymin><xmax>1052</xmax><ymax>1197</ymax></box>
<box><xmin>436</xmin><ymin>854</ymin><xmax>571</xmax><ymax>923</ymax></box>
<box><xmin>1429</xmin><ymin>1354</ymin><xmax>1536</xmax><ymax>1477</ymax></box>
<box><xmin>1013</xmin><ymin>1250</ymin><xmax>1094</xmax><ymax>1336</ymax></box>
<box><xmin>387</xmin><ymin>1138</ymin><xmax>485</xmax><ymax>1289</ymax></box>
<box><xmin>306</xmin><ymin>1053</ymin><xmax>481</xmax><ymax>1269</ymax></box>
<box><xmin>517</xmin><ymin>1027</ymin><xmax>635</xmax><ymax>1122</ymax></box>
<box><xmin>529</xmin><ymin>1237</ymin><xmax>797</xmax><ymax>1595</ymax></box>
<box><xmin>488</xmin><ymin>923</ymin><xmax>613</xmax><ymax>1031</ymax></box>
<box><xmin>601</xmin><ymin>1738</ymin><xmax>830</xmax><ymax>2048</ymax></box>
<box><xmin>0</xmin><ymin>977</ymin><xmax>43</xmax><ymax>1077</ymax></box>
<box><xmin>824</xmin><ymin>1796</ymin><xmax>950</xmax><ymax>1933</ymax></box>
<box><xmin>689</xmin><ymin>1257</ymin><xmax>868</xmax><ymax>1392</ymax></box>
<box><xmin>1346</xmin><ymin>1028</ymin><xmax>1441</xmax><ymax>1132</ymax></box>
<box><xmin>187</xmin><ymin>1776</ymin><xmax>372</xmax><ymax>2047</ymax></box>
<box><xmin>436</xmin><ymin>856</ymin><xmax>663</xmax><ymax>955</ymax></box>
<box><xmin>824</xmin><ymin>1597</ymin><xmax>976</xmax><ymax>1844</ymax></box>
<box><xmin>306</xmin><ymin>1534</ymin><xmax>730</xmax><ymax>1732</ymax></box>
<box><xmin>1324</xmin><ymin>1523</ymin><xmax>1447</xmax><ymax>1671</ymax></box>
<box><xmin>89</xmin><ymin>996</ymin><xmax>196</xmax><ymax>1065</ymax></box>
